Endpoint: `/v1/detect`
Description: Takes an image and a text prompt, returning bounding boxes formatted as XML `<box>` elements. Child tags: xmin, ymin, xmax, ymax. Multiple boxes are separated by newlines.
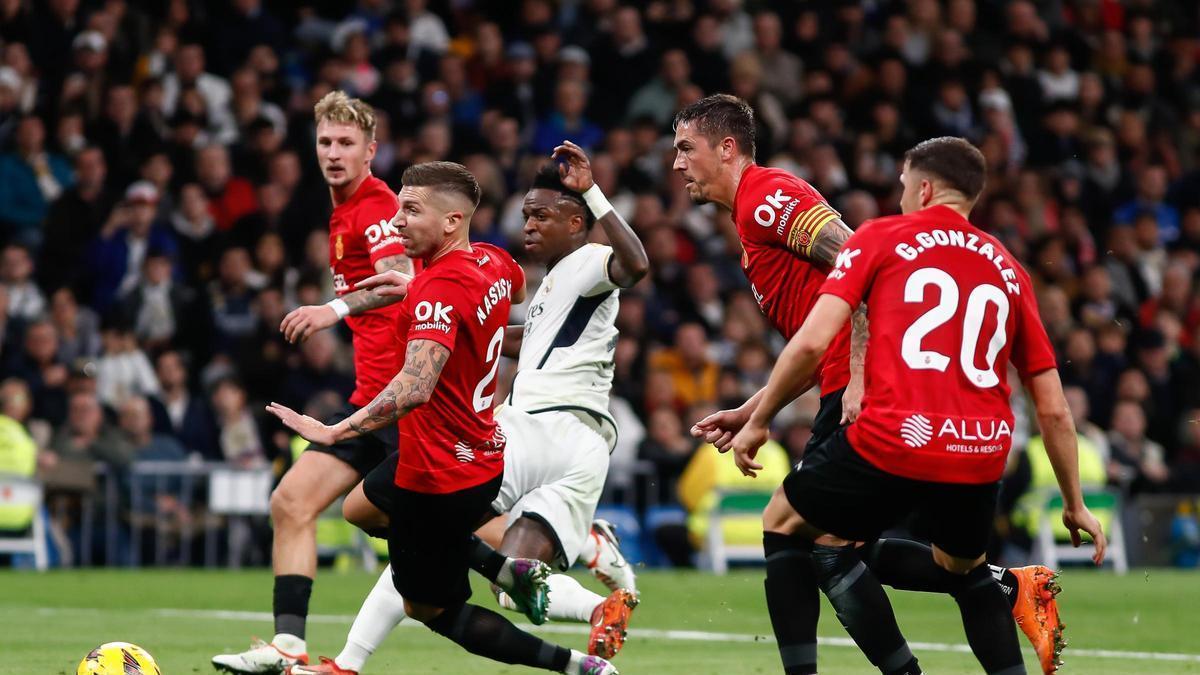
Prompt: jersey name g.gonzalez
<box><xmin>820</xmin><ymin>205</ymin><xmax>1057</xmax><ymax>484</ymax></box>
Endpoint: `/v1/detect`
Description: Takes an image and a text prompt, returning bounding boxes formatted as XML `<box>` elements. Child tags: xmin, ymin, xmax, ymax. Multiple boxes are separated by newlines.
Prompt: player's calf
<box><xmin>763</xmin><ymin>531</ymin><xmax>821</xmax><ymax>675</ymax></box>
<box><xmin>811</xmin><ymin>543</ymin><xmax>920</xmax><ymax>675</ymax></box>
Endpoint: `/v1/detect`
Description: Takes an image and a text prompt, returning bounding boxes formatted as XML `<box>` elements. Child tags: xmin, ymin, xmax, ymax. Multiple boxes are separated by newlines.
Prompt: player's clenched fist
<box><xmin>280</xmin><ymin>304</ymin><xmax>339</xmax><ymax>343</ymax></box>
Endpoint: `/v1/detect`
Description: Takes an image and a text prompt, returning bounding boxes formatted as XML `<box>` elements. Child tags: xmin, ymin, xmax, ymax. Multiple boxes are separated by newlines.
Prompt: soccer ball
<box><xmin>77</xmin><ymin>642</ymin><xmax>161</xmax><ymax>675</ymax></box>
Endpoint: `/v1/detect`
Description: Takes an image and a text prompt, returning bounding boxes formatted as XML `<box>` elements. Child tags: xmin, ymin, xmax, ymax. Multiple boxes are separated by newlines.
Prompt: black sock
<box><xmin>990</xmin><ymin>565</ymin><xmax>1020</xmax><ymax>609</ymax></box>
<box><xmin>466</xmin><ymin>535</ymin><xmax>506</xmax><ymax>582</ymax></box>
<box><xmin>812</xmin><ymin>544</ymin><xmax>920</xmax><ymax>675</ymax></box>
<box><xmin>763</xmin><ymin>532</ymin><xmax>819</xmax><ymax>675</ymax></box>
<box><xmin>864</xmin><ymin>540</ymin><xmax>1019</xmax><ymax>609</ymax></box>
<box><xmin>952</xmin><ymin>565</ymin><xmax>1025</xmax><ymax>674</ymax></box>
<box><xmin>273</xmin><ymin>574</ymin><xmax>313</xmax><ymax>639</ymax></box>
<box><xmin>426</xmin><ymin>602</ymin><xmax>571</xmax><ymax>671</ymax></box>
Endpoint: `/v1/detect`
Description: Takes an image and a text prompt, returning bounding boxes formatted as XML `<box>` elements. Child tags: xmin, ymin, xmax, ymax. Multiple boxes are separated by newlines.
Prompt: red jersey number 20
<box><xmin>901</xmin><ymin>267</ymin><xmax>1009</xmax><ymax>389</ymax></box>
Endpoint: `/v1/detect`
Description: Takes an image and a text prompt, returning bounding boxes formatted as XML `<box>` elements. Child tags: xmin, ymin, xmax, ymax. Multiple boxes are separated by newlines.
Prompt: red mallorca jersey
<box><xmin>328</xmin><ymin>174</ymin><xmax>419</xmax><ymax>407</ymax></box>
<box><xmin>819</xmin><ymin>205</ymin><xmax>1057</xmax><ymax>484</ymax></box>
<box><xmin>392</xmin><ymin>243</ymin><xmax>526</xmax><ymax>494</ymax></box>
<box><xmin>732</xmin><ymin>165</ymin><xmax>852</xmax><ymax>393</ymax></box>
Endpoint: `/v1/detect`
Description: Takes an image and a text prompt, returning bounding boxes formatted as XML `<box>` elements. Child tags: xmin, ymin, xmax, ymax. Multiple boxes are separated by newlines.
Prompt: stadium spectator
<box><xmin>1</xmin><ymin>243</ymin><xmax>45</xmax><ymax>322</ymax></box>
<box><xmin>210</xmin><ymin>377</ymin><xmax>269</xmax><ymax>469</ymax></box>
<box><xmin>89</xmin><ymin>181</ymin><xmax>178</xmax><ymax>313</ymax></box>
<box><xmin>648</xmin><ymin>322</ymin><xmax>719</xmax><ymax>411</ymax></box>
<box><xmin>151</xmin><ymin>350</ymin><xmax>218</xmax><ymax>462</ymax></box>
<box><xmin>93</xmin><ymin>319</ymin><xmax>159</xmax><ymax>409</ymax></box>
<box><xmin>1108</xmin><ymin>400</ymin><xmax>1171</xmax><ymax>495</ymax></box>
<box><xmin>0</xmin><ymin>115</ymin><xmax>74</xmax><ymax>247</ymax></box>
<box><xmin>49</xmin><ymin>390</ymin><xmax>132</xmax><ymax>467</ymax></box>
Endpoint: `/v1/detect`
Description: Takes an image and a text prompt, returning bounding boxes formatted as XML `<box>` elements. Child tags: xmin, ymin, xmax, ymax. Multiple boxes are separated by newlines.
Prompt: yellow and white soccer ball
<box><xmin>77</xmin><ymin>642</ymin><xmax>161</xmax><ymax>675</ymax></box>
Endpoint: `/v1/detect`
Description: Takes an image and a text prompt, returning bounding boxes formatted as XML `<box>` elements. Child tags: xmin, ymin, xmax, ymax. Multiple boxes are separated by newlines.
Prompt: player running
<box><xmin>268</xmin><ymin>161</ymin><xmax>619</xmax><ymax>675</ymax></box>
<box><xmin>286</xmin><ymin>146</ymin><xmax>648</xmax><ymax>675</ymax></box>
<box><xmin>727</xmin><ymin>136</ymin><xmax>1107</xmax><ymax>675</ymax></box>
<box><xmin>213</xmin><ymin>91</ymin><xmax>418</xmax><ymax>674</ymax></box>
<box><xmin>674</xmin><ymin>95</ymin><xmax>1068</xmax><ymax>674</ymax></box>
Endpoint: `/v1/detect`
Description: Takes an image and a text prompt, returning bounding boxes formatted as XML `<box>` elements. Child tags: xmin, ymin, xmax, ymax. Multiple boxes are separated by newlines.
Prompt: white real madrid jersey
<box><xmin>508</xmin><ymin>243</ymin><xmax>619</xmax><ymax>448</ymax></box>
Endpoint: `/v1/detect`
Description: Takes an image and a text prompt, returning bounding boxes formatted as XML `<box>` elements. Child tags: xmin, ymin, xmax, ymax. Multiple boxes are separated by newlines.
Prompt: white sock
<box><xmin>496</xmin><ymin>557</ymin><xmax>516</xmax><ymax>588</ymax></box>
<box><xmin>333</xmin><ymin>565</ymin><xmax>407</xmax><ymax>671</ymax></box>
<box><xmin>550</xmin><ymin>574</ymin><xmax>606</xmax><ymax>622</ymax></box>
<box><xmin>496</xmin><ymin>574</ymin><xmax>603</xmax><ymax>623</ymax></box>
<box><xmin>270</xmin><ymin>633</ymin><xmax>305</xmax><ymax>656</ymax></box>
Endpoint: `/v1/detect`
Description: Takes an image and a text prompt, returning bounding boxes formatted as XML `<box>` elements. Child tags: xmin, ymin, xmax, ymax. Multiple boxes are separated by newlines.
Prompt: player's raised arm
<box><xmin>342</xmin><ymin>251</ymin><xmax>416</xmax><ymax>311</ymax></box>
<box><xmin>552</xmin><ymin>140</ymin><xmax>649</xmax><ymax>288</ymax></box>
<box><xmin>267</xmin><ymin>338</ymin><xmax>450</xmax><ymax>445</ymax></box>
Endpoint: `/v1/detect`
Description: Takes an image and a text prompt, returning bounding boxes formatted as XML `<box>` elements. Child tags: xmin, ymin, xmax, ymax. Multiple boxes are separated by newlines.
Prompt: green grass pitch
<box><xmin>3</xmin><ymin>567</ymin><xmax>1198</xmax><ymax>674</ymax></box>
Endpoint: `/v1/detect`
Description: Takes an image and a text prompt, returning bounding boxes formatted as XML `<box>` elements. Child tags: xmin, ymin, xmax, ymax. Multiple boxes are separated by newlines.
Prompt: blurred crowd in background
<box><xmin>2</xmin><ymin>0</ymin><xmax>1200</xmax><ymax>567</ymax></box>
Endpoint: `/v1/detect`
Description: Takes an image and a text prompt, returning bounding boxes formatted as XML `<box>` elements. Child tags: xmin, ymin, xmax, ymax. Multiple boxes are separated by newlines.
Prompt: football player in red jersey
<box><xmin>268</xmin><ymin>162</ymin><xmax>619</xmax><ymax>675</ymax></box>
<box><xmin>729</xmin><ymin>137</ymin><xmax>1107</xmax><ymax>675</ymax></box>
<box><xmin>675</xmin><ymin>96</ymin><xmax>1073</xmax><ymax>675</ymax></box>
<box><xmin>214</xmin><ymin>91</ymin><xmax>417</xmax><ymax>673</ymax></box>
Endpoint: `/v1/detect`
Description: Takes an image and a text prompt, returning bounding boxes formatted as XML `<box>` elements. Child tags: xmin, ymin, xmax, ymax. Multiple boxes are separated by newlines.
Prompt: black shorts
<box><xmin>783</xmin><ymin>428</ymin><xmax>1000</xmax><ymax>559</ymax></box>
<box><xmin>363</xmin><ymin>452</ymin><xmax>503</xmax><ymax>607</ymax></box>
<box><xmin>305</xmin><ymin>402</ymin><xmax>396</xmax><ymax>476</ymax></box>
<box><xmin>802</xmin><ymin>387</ymin><xmax>846</xmax><ymax>463</ymax></box>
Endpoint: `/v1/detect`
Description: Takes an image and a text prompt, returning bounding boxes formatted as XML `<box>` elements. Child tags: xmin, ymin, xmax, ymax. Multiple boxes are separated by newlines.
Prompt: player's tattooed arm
<box><xmin>343</xmin><ymin>339</ymin><xmax>450</xmax><ymax>438</ymax></box>
<box><xmin>841</xmin><ymin>304</ymin><xmax>869</xmax><ymax>424</ymax></box>
<box><xmin>342</xmin><ymin>254</ymin><xmax>415</xmax><ymax>315</ymax></box>
<box><xmin>805</xmin><ymin>217</ymin><xmax>854</xmax><ymax>267</ymax></box>
<box><xmin>265</xmin><ymin>339</ymin><xmax>448</xmax><ymax>444</ymax></box>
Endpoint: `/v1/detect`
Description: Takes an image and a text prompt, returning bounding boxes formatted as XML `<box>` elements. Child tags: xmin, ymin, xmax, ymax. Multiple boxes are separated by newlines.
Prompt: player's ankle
<box><xmin>271</xmin><ymin>633</ymin><xmax>306</xmax><ymax>654</ymax></box>
<box><xmin>564</xmin><ymin>649</ymin><xmax>589</xmax><ymax>673</ymax></box>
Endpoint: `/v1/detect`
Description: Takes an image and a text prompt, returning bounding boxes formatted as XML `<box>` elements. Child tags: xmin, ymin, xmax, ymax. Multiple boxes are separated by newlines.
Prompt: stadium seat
<box><xmin>1034</xmin><ymin>488</ymin><xmax>1128</xmax><ymax>575</ymax></box>
<box><xmin>704</xmin><ymin>491</ymin><xmax>772</xmax><ymax>574</ymax></box>
<box><xmin>641</xmin><ymin>504</ymin><xmax>687</xmax><ymax>567</ymax></box>
<box><xmin>209</xmin><ymin>468</ymin><xmax>273</xmax><ymax>569</ymax></box>
<box><xmin>0</xmin><ymin>476</ymin><xmax>49</xmax><ymax>570</ymax></box>
<box><xmin>592</xmin><ymin>505</ymin><xmax>644</xmax><ymax>566</ymax></box>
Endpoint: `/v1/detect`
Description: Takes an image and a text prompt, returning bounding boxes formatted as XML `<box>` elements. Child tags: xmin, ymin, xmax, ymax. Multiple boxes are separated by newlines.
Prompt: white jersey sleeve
<box><xmin>577</xmin><ymin>243</ymin><xmax>619</xmax><ymax>297</ymax></box>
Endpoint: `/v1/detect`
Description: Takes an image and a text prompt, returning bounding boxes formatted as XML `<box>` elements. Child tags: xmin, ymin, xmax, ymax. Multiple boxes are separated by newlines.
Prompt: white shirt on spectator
<box><xmin>96</xmin><ymin>349</ymin><xmax>161</xmax><ymax>407</ymax></box>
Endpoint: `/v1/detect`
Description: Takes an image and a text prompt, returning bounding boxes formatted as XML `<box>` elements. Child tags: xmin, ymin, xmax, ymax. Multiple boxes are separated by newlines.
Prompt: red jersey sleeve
<box><xmin>1009</xmin><ymin>265</ymin><xmax>1058</xmax><ymax>379</ymax></box>
<box><xmin>741</xmin><ymin>169</ymin><xmax>842</xmax><ymax>260</ymax></box>
<box><xmin>817</xmin><ymin>220</ymin><xmax>881</xmax><ymax>309</ymax></box>
<box><xmin>404</xmin><ymin>276</ymin><xmax>462</xmax><ymax>351</ymax></box>
<box><xmin>358</xmin><ymin>192</ymin><xmax>407</xmax><ymax>266</ymax></box>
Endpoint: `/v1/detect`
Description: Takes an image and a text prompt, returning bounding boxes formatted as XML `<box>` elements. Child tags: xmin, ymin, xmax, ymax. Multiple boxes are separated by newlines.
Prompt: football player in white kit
<box><xmin>289</xmin><ymin>142</ymin><xmax>649</xmax><ymax>675</ymax></box>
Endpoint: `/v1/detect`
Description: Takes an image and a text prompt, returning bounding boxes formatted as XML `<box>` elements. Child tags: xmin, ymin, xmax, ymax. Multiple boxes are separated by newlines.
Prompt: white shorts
<box><xmin>492</xmin><ymin>406</ymin><xmax>610</xmax><ymax>570</ymax></box>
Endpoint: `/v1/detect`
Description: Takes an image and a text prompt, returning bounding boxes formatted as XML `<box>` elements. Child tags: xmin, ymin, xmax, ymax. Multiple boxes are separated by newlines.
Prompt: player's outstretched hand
<box><xmin>356</xmin><ymin>269</ymin><xmax>414</xmax><ymax>298</ymax></box>
<box><xmin>727</xmin><ymin>423</ymin><xmax>768</xmax><ymax>478</ymax></box>
<box><xmin>552</xmin><ymin>140</ymin><xmax>595</xmax><ymax>193</ymax></box>
<box><xmin>266</xmin><ymin>402</ymin><xmax>337</xmax><ymax>446</ymax></box>
<box><xmin>692</xmin><ymin>406</ymin><xmax>752</xmax><ymax>451</ymax></box>
<box><xmin>1062</xmin><ymin>504</ymin><xmax>1108</xmax><ymax>566</ymax></box>
<box><xmin>280</xmin><ymin>305</ymin><xmax>338</xmax><ymax>343</ymax></box>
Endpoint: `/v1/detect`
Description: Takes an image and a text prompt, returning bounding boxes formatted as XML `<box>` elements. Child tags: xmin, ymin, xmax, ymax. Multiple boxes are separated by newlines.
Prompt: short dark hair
<box><xmin>672</xmin><ymin>94</ymin><xmax>756</xmax><ymax>159</ymax></box>
<box><xmin>903</xmin><ymin>137</ymin><xmax>987</xmax><ymax>202</ymax></box>
<box><xmin>530</xmin><ymin>163</ymin><xmax>593</xmax><ymax>229</ymax></box>
<box><xmin>401</xmin><ymin>161</ymin><xmax>481</xmax><ymax>209</ymax></box>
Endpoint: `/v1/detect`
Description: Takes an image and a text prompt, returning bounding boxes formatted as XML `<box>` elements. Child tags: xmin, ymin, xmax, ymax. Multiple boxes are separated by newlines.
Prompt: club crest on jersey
<box><xmin>899</xmin><ymin>414</ymin><xmax>934</xmax><ymax>448</ymax></box>
<box><xmin>335</xmin><ymin>234</ymin><xmax>344</xmax><ymax>260</ymax></box>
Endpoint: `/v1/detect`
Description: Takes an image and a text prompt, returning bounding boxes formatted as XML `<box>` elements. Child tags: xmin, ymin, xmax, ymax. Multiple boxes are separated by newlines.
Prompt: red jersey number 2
<box><xmin>901</xmin><ymin>268</ymin><xmax>1010</xmax><ymax>389</ymax></box>
<box><xmin>472</xmin><ymin>326</ymin><xmax>505</xmax><ymax>412</ymax></box>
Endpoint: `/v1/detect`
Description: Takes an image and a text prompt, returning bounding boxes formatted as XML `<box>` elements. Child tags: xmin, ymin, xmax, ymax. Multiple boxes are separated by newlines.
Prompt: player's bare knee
<box><xmin>762</xmin><ymin>487</ymin><xmax>805</xmax><ymax>534</ymax></box>
<box><xmin>932</xmin><ymin>546</ymin><xmax>984</xmax><ymax>575</ymax></box>
<box><xmin>270</xmin><ymin>482</ymin><xmax>316</xmax><ymax>528</ymax></box>
<box><xmin>343</xmin><ymin>490</ymin><xmax>387</xmax><ymax>531</ymax></box>
<box><xmin>404</xmin><ymin>599</ymin><xmax>442</xmax><ymax>623</ymax></box>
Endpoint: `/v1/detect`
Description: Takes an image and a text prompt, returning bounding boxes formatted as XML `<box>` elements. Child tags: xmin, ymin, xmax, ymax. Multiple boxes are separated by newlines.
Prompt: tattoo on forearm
<box><xmin>850</xmin><ymin>304</ymin><xmax>869</xmax><ymax>369</ymax></box>
<box><xmin>345</xmin><ymin>254</ymin><xmax>414</xmax><ymax>315</ymax></box>
<box><xmin>808</xmin><ymin>219</ymin><xmax>853</xmax><ymax>267</ymax></box>
<box><xmin>346</xmin><ymin>340</ymin><xmax>451</xmax><ymax>436</ymax></box>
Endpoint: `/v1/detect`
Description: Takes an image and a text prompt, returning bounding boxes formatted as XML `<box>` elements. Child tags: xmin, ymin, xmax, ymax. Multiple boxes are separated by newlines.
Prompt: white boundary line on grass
<box><xmin>35</xmin><ymin>607</ymin><xmax>1200</xmax><ymax>665</ymax></box>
